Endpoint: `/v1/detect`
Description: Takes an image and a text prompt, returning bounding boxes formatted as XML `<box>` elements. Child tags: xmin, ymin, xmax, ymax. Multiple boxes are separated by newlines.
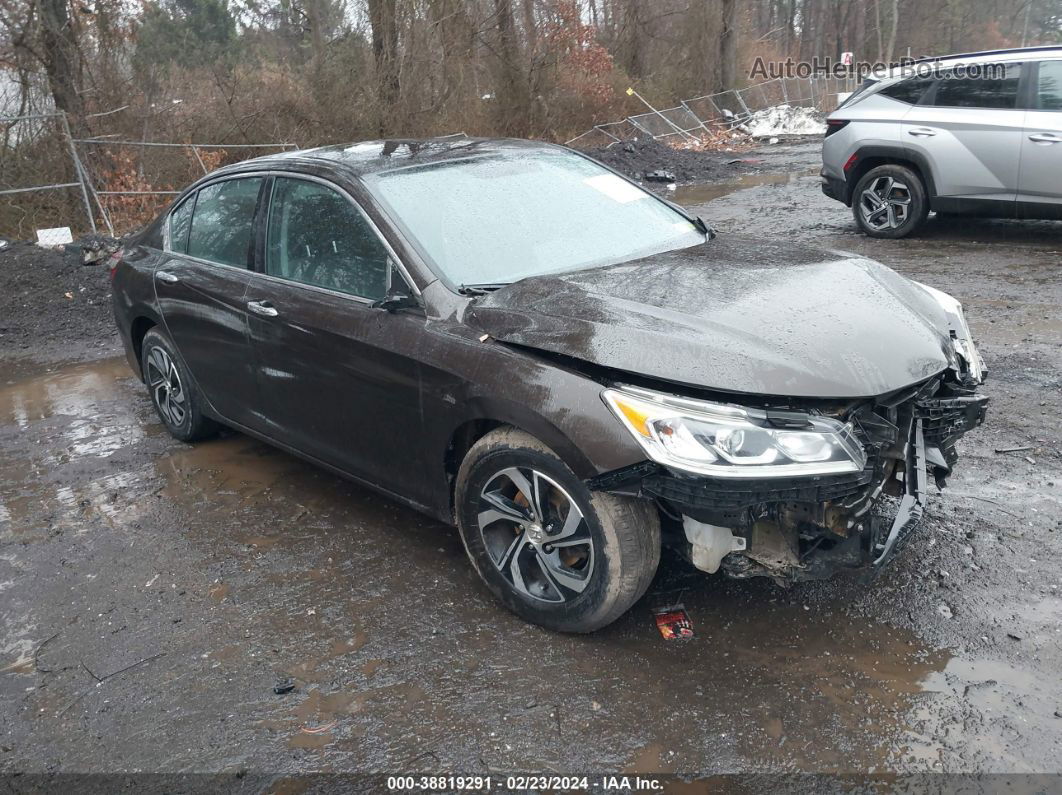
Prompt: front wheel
<box><xmin>852</xmin><ymin>164</ymin><xmax>928</xmax><ymax>239</ymax></box>
<box><xmin>455</xmin><ymin>428</ymin><xmax>660</xmax><ymax>633</ymax></box>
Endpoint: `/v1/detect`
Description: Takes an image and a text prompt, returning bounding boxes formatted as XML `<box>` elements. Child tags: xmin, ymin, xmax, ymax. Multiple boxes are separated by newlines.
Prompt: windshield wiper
<box><xmin>458</xmin><ymin>283</ymin><xmax>509</xmax><ymax>295</ymax></box>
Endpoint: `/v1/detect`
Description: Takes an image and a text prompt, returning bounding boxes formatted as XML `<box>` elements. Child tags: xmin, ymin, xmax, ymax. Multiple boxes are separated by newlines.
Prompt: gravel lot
<box><xmin>1</xmin><ymin>139</ymin><xmax>1060</xmax><ymax>784</ymax></box>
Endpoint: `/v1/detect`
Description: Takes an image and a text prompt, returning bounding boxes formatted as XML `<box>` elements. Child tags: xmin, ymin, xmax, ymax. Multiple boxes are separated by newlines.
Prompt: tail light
<box><xmin>825</xmin><ymin>119</ymin><xmax>850</xmax><ymax>138</ymax></box>
<box><xmin>107</xmin><ymin>248</ymin><xmax>124</xmax><ymax>281</ymax></box>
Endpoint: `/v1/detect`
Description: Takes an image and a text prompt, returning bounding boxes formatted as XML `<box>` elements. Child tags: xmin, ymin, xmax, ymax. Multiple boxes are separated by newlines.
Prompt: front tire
<box><xmin>141</xmin><ymin>328</ymin><xmax>218</xmax><ymax>442</ymax></box>
<box><xmin>852</xmin><ymin>164</ymin><xmax>928</xmax><ymax>239</ymax></box>
<box><xmin>455</xmin><ymin>428</ymin><xmax>660</xmax><ymax>633</ymax></box>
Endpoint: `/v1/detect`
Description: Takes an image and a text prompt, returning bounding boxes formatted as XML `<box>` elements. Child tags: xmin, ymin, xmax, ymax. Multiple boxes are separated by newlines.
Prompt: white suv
<box><xmin>821</xmin><ymin>46</ymin><xmax>1062</xmax><ymax>238</ymax></box>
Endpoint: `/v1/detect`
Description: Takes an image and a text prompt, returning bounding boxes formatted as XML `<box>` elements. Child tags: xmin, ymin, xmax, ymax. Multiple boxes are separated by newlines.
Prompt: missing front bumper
<box><xmin>588</xmin><ymin>382</ymin><xmax>988</xmax><ymax>583</ymax></box>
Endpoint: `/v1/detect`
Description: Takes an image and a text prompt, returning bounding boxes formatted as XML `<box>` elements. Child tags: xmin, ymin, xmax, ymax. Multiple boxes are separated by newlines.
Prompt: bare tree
<box><xmin>367</xmin><ymin>0</ymin><xmax>399</xmax><ymax>123</ymax></box>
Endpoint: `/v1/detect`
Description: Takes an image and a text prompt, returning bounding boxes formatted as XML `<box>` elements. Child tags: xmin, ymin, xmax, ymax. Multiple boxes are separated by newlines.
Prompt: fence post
<box><xmin>59</xmin><ymin>113</ymin><xmax>97</xmax><ymax>235</ymax></box>
<box><xmin>190</xmin><ymin>145</ymin><xmax>208</xmax><ymax>175</ymax></box>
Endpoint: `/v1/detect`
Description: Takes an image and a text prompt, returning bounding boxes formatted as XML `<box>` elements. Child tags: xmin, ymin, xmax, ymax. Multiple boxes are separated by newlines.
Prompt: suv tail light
<box><xmin>825</xmin><ymin>119</ymin><xmax>850</xmax><ymax>138</ymax></box>
<box><xmin>107</xmin><ymin>248</ymin><xmax>124</xmax><ymax>281</ymax></box>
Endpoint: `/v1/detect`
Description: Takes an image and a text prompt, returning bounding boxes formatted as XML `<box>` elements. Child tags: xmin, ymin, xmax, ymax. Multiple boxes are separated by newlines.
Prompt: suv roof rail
<box><xmin>912</xmin><ymin>44</ymin><xmax>1062</xmax><ymax>64</ymax></box>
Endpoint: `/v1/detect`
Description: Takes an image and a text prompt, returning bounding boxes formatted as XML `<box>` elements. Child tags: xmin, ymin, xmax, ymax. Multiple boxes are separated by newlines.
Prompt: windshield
<box><xmin>364</xmin><ymin>148</ymin><xmax>705</xmax><ymax>288</ymax></box>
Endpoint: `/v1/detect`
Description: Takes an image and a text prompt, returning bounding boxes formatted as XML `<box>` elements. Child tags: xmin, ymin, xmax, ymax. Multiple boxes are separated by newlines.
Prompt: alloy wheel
<box><xmin>476</xmin><ymin>467</ymin><xmax>595</xmax><ymax>603</ymax></box>
<box><xmin>146</xmin><ymin>346</ymin><xmax>187</xmax><ymax>427</ymax></box>
<box><xmin>858</xmin><ymin>176</ymin><xmax>912</xmax><ymax>230</ymax></box>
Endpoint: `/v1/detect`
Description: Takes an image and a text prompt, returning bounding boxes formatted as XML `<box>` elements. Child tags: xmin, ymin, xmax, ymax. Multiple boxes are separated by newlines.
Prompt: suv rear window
<box><xmin>879</xmin><ymin>75</ymin><xmax>935</xmax><ymax>105</ymax></box>
<box><xmin>1036</xmin><ymin>60</ymin><xmax>1062</xmax><ymax>110</ymax></box>
<box><xmin>932</xmin><ymin>63</ymin><xmax>1022</xmax><ymax>109</ymax></box>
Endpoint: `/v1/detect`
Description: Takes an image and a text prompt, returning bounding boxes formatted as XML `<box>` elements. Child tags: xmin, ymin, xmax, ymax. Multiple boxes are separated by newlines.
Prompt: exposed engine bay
<box><xmin>591</xmin><ymin>370</ymin><xmax>987</xmax><ymax>583</ymax></box>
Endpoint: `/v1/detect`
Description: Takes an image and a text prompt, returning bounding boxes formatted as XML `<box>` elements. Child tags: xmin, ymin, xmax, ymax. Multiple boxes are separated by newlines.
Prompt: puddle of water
<box><xmin>0</xmin><ymin>358</ymin><xmax>155</xmax><ymax>542</ymax></box>
<box><xmin>674</xmin><ymin>169</ymin><xmax>817</xmax><ymax>206</ymax></box>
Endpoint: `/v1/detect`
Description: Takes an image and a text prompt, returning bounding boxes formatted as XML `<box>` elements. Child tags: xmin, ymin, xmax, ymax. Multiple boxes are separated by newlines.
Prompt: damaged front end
<box><xmin>591</xmin><ymin>368</ymin><xmax>987</xmax><ymax>584</ymax></box>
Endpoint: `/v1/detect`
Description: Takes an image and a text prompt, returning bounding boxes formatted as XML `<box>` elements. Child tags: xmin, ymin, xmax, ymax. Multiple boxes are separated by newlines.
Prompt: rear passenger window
<box><xmin>187</xmin><ymin>177</ymin><xmax>263</xmax><ymax>268</ymax></box>
<box><xmin>932</xmin><ymin>63</ymin><xmax>1022</xmax><ymax>109</ymax></box>
<box><xmin>265</xmin><ymin>178</ymin><xmax>390</xmax><ymax>301</ymax></box>
<box><xmin>880</xmin><ymin>75</ymin><xmax>935</xmax><ymax>105</ymax></box>
<box><xmin>1036</xmin><ymin>61</ymin><xmax>1062</xmax><ymax>110</ymax></box>
<box><xmin>169</xmin><ymin>195</ymin><xmax>194</xmax><ymax>253</ymax></box>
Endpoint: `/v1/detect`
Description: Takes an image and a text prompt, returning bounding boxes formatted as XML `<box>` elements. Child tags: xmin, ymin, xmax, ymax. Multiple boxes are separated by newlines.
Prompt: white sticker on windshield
<box><xmin>584</xmin><ymin>173</ymin><xmax>649</xmax><ymax>204</ymax></box>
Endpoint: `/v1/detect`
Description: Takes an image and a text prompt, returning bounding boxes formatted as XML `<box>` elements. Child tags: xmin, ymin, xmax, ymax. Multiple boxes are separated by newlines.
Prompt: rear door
<box><xmin>1017</xmin><ymin>59</ymin><xmax>1062</xmax><ymax>213</ymax></box>
<box><xmin>156</xmin><ymin>176</ymin><xmax>265</xmax><ymax>426</ymax></box>
<box><xmin>245</xmin><ymin>175</ymin><xmax>427</xmax><ymax>497</ymax></box>
<box><xmin>901</xmin><ymin>62</ymin><xmax>1025</xmax><ymax>205</ymax></box>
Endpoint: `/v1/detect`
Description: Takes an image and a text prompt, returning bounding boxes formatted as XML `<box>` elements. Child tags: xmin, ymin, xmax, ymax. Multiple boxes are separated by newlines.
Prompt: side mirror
<box><xmin>372</xmin><ymin>294</ymin><xmax>419</xmax><ymax>313</ymax></box>
<box><xmin>372</xmin><ymin>258</ymin><xmax>419</xmax><ymax>312</ymax></box>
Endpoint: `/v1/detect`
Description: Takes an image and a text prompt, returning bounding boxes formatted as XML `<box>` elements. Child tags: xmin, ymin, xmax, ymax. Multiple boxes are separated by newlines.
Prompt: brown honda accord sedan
<box><xmin>111</xmin><ymin>136</ymin><xmax>987</xmax><ymax>632</ymax></box>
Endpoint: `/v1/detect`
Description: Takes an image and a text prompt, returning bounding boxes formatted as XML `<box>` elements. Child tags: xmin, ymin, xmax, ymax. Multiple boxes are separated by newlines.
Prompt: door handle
<box><xmin>907</xmin><ymin>127</ymin><xmax>937</xmax><ymax>138</ymax></box>
<box><xmin>1028</xmin><ymin>132</ymin><xmax>1062</xmax><ymax>144</ymax></box>
<box><xmin>247</xmin><ymin>300</ymin><xmax>279</xmax><ymax>318</ymax></box>
<box><xmin>156</xmin><ymin>270</ymin><xmax>179</xmax><ymax>284</ymax></box>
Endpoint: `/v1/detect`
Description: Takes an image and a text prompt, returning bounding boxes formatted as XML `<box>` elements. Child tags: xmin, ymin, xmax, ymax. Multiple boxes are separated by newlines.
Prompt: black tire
<box><xmin>140</xmin><ymin>328</ymin><xmax>218</xmax><ymax>442</ymax></box>
<box><xmin>455</xmin><ymin>427</ymin><xmax>660</xmax><ymax>633</ymax></box>
<box><xmin>852</xmin><ymin>164</ymin><xmax>928</xmax><ymax>239</ymax></box>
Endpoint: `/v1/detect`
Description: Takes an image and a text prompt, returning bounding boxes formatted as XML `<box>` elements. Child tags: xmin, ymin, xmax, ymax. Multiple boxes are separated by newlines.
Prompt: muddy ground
<box><xmin>1</xmin><ymin>140</ymin><xmax>1061</xmax><ymax>786</ymax></box>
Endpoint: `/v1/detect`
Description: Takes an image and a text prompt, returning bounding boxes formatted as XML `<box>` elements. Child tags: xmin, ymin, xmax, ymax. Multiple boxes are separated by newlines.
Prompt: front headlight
<box><xmin>915</xmin><ymin>282</ymin><xmax>985</xmax><ymax>384</ymax></box>
<box><xmin>602</xmin><ymin>387</ymin><xmax>866</xmax><ymax>478</ymax></box>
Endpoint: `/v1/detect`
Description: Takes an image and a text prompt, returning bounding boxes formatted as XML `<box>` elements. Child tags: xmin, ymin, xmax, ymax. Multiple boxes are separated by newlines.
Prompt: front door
<box><xmin>1017</xmin><ymin>60</ymin><xmax>1062</xmax><ymax>213</ymax></box>
<box><xmin>901</xmin><ymin>62</ymin><xmax>1025</xmax><ymax>206</ymax></box>
<box><xmin>155</xmin><ymin>176</ymin><xmax>265</xmax><ymax>426</ymax></box>
<box><xmin>245</xmin><ymin>176</ymin><xmax>427</xmax><ymax>499</ymax></box>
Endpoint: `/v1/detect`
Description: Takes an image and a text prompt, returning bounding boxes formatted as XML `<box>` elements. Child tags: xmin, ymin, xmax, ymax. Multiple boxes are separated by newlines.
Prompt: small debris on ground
<box><xmin>937</xmin><ymin>604</ymin><xmax>954</xmax><ymax>619</ymax></box>
<box><xmin>644</xmin><ymin>169</ymin><xmax>676</xmax><ymax>182</ymax></box>
<box><xmin>76</xmin><ymin>234</ymin><xmax>123</xmax><ymax>266</ymax></box>
<box><xmin>994</xmin><ymin>445</ymin><xmax>1034</xmax><ymax>454</ymax></box>
<box><xmin>273</xmin><ymin>677</ymin><xmax>296</xmax><ymax>695</ymax></box>
<box><xmin>654</xmin><ymin>604</ymin><xmax>694</xmax><ymax>640</ymax></box>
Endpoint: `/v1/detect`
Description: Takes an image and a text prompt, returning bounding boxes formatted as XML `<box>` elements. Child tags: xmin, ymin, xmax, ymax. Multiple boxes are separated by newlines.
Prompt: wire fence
<box><xmin>74</xmin><ymin>139</ymin><xmax>297</xmax><ymax>236</ymax></box>
<box><xmin>0</xmin><ymin>112</ymin><xmax>95</xmax><ymax>240</ymax></box>
<box><xmin>566</xmin><ymin>75</ymin><xmax>860</xmax><ymax>148</ymax></box>
<box><xmin>0</xmin><ymin>110</ymin><xmax>295</xmax><ymax>239</ymax></box>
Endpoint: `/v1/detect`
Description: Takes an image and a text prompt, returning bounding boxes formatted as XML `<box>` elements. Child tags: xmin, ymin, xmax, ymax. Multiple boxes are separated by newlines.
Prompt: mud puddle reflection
<box><xmin>0</xmin><ymin>357</ymin><xmax>156</xmax><ymax>542</ymax></box>
<box><xmin>674</xmin><ymin>168</ymin><xmax>817</xmax><ymax>205</ymax></box>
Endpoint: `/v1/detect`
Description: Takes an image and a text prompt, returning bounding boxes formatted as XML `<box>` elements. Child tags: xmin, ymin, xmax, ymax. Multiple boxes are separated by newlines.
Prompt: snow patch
<box><xmin>745</xmin><ymin>104</ymin><xmax>826</xmax><ymax>137</ymax></box>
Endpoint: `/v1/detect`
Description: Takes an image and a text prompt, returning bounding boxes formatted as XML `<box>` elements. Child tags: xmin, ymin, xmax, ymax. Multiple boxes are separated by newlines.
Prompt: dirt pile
<box><xmin>584</xmin><ymin>137</ymin><xmax>761</xmax><ymax>184</ymax></box>
<box><xmin>0</xmin><ymin>241</ymin><xmax>118</xmax><ymax>363</ymax></box>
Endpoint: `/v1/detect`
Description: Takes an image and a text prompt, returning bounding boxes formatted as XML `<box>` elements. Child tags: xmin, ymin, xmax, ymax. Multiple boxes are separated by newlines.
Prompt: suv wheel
<box><xmin>852</xmin><ymin>164</ymin><xmax>928</xmax><ymax>239</ymax></box>
<box><xmin>455</xmin><ymin>428</ymin><xmax>660</xmax><ymax>633</ymax></box>
<box><xmin>141</xmin><ymin>328</ymin><xmax>219</xmax><ymax>442</ymax></box>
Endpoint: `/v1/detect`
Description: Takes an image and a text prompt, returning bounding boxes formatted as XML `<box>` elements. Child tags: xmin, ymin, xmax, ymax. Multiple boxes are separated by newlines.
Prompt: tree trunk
<box><xmin>492</xmin><ymin>0</ymin><xmax>529</xmax><ymax>135</ymax></box>
<box><xmin>521</xmin><ymin>0</ymin><xmax>536</xmax><ymax>50</ymax></box>
<box><xmin>884</xmin><ymin>0</ymin><xmax>898</xmax><ymax>63</ymax></box>
<box><xmin>367</xmin><ymin>0</ymin><xmax>400</xmax><ymax>124</ymax></box>
<box><xmin>40</xmin><ymin>0</ymin><xmax>84</xmax><ymax>123</ymax></box>
<box><xmin>720</xmin><ymin>0</ymin><xmax>738</xmax><ymax>91</ymax></box>
<box><xmin>625</xmin><ymin>0</ymin><xmax>646</xmax><ymax>80</ymax></box>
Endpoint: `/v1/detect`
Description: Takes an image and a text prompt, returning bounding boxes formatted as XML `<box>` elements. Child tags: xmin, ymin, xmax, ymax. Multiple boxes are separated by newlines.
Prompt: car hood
<box><xmin>467</xmin><ymin>236</ymin><xmax>957</xmax><ymax>399</ymax></box>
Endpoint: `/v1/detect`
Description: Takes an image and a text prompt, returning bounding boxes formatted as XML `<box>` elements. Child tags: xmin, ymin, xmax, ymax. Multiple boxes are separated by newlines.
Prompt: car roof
<box><xmin>867</xmin><ymin>44</ymin><xmax>1062</xmax><ymax>82</ymax></box>
<box><xmin>210</xmin><ymin>135</ymin><xmax>564</xmax><ymax>181</ymax></box>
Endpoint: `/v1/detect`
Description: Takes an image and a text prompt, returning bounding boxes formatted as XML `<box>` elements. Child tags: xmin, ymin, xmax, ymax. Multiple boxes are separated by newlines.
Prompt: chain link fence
<box><xmin>74</xmin><ymin>139</ymin><xmax>297</xmax><ymax>236</ymax></box>
<box><xmin>566</xmin><ymin>75</ymin><xmax>860</xmax><ymax>147</ymax></box>
<box><xmin>0</xmin><ymin>113</ymin><xmax>96</xmax><ymax>239</ymax></box>
<box><xmin>0</xmin><ymin>110</ymin><xmax>295</xmax><ymax>240</ymax></box>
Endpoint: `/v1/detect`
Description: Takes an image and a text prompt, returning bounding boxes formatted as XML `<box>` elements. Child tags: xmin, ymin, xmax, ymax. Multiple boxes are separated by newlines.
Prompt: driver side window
<box><xmin>265</xmin><ymin>177</ymin><xmax>391</xmax><ymax>302</ymax></box>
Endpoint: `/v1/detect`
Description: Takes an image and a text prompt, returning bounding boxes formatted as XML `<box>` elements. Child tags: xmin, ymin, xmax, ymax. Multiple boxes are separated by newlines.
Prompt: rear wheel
<box><xmin>455</xmin><ymin>428</ymin><xmax>660</xmax><ymax>633</ymax></box>
<box><xmin>141</xmin><ymin>328</ymin><xmax>218</xmax><ymax>442</ymax></box>
<box><xmin>852</xmin><ymin>164</ymin><xmax>928</xmax><ymax>239</ymax></box>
